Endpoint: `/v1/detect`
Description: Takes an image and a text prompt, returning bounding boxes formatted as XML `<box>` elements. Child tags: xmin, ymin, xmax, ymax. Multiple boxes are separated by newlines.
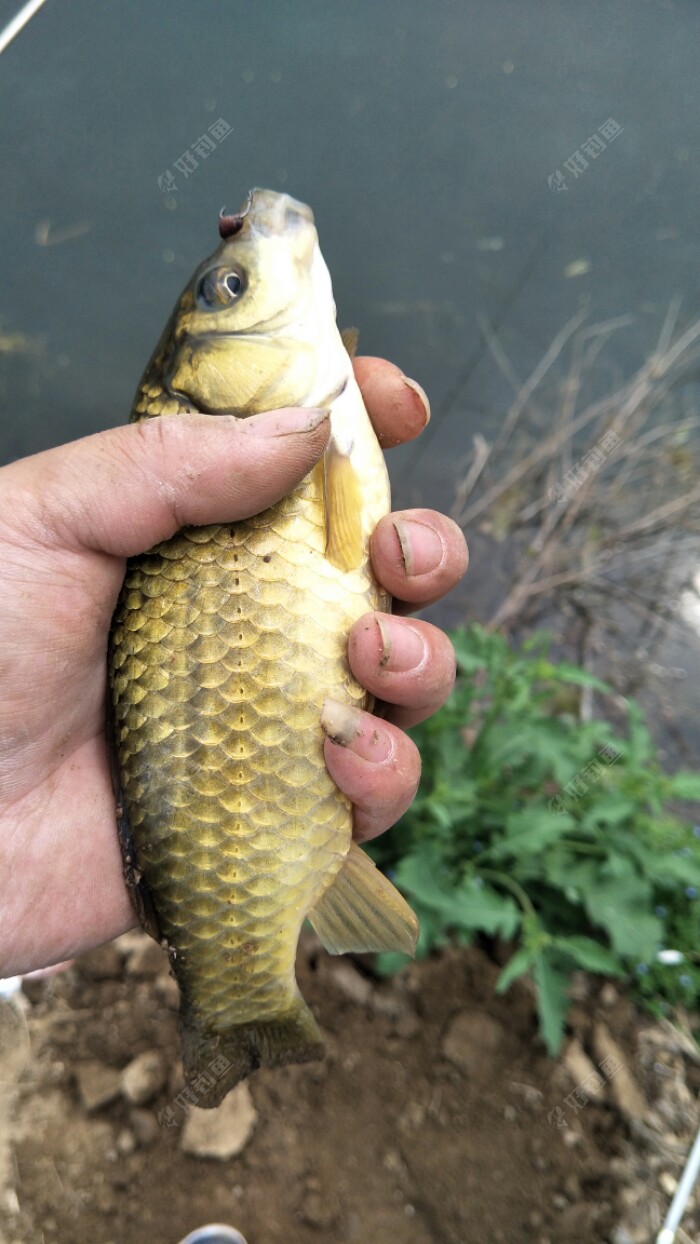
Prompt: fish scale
<box><xmin>108</xmin><ymin>189</ymin><xmax>418</xmax><ymax>1106</ymax></box>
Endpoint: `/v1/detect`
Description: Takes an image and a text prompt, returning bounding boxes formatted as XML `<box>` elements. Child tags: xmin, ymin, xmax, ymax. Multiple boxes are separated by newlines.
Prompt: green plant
<box><xmin>372</xmin><ymin>625</ymin><xmax>700</xmax><ymax>1052</ymax></box>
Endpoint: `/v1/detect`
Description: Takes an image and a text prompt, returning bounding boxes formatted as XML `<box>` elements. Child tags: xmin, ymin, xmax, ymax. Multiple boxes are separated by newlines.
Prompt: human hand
<box><xmin>0</xmin><ymin>358</ymin><xmax>467</xmax><ymax>976</ymax></box>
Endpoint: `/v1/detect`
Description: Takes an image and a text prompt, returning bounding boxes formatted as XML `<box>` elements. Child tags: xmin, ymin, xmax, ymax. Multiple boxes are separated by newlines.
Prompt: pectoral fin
<box><xmin>323</xmin><ymin>438</ymin><xmax>365</xmax><ymax>572</ymax></box>
<box><xmin>309</xmin><ymin>843</ymin><xmax>419</xmax><ymax>956</ymax></box>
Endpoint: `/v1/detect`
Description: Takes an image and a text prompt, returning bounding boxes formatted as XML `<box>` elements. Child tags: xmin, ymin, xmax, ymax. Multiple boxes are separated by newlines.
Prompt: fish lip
<box><xmin>236</xmin><ymin>188</ymin><xmax>316</xmax><ymax>236</ymax></box>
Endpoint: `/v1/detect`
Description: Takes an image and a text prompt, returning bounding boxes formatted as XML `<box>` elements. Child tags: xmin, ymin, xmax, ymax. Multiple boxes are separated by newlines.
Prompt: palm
<box><xmin>0</xmin><ymin>533</ymin><xmax>134</xmax><ymax>971</ymax></box>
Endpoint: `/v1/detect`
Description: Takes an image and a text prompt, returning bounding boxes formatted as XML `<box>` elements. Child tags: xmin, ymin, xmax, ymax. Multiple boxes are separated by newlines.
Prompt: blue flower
<box><xmin>655</xmin><ymin>905</ymin><xmax>668</xmax><ymax>918</ymax></box>
<box><xmin>679</xmin><ymin>974</ymin><xmax>692</xmax><ymax>988</ymax></box>
<box><xmin>635</xmin><ymin>963</ymin><xmax>649</xmax><ymax>976</ymax></box>
<box><xmin>685</xmin><ymin>886</ymin><xmax>699</xmax><ymax>900</ymax></box>
<box><xmin>472</xmin><ymin>840</ymin><xmax>484</xmax><ymax>854</ymax></box>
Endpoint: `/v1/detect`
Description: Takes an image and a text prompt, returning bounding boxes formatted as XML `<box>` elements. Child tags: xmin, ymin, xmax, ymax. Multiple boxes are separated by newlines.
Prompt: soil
<box><xmin>1</xmin><ymin>934</ymin><xmax>698</xmax><ymax>1244</ymax></box>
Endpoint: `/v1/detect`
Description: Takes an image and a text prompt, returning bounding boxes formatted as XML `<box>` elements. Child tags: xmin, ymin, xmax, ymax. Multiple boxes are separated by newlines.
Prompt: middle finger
<box><xmin>348</xmin><ymin>612</ymin><xmax>456</xmax><ymax>730</ymax></box>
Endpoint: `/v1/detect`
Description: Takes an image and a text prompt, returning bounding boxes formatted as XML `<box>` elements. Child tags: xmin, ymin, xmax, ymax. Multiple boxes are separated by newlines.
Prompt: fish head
<box><xmin>162</xmin><ymin>189</ymin><xmax>332</xmax><ymax>415</ymax></box>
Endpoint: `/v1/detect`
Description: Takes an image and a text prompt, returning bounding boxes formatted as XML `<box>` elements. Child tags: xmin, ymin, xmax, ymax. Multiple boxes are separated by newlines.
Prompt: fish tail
<box><xmin>180</xmin><ymin>997</ymin><xmax>324</xmax><ymax>1108</ymax></box>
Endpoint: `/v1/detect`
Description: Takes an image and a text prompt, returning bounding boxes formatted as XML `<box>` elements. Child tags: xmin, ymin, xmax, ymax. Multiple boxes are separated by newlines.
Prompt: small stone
<box><xmin>398</xmin><ymin>1101</ymin><xmax>425</xmax><ymax>1133</ymax></box>
<box><xmin>562</xmin><ymin>1038</ymin><xmax>606</xmax><ymax>1099</ymax></box>
<box><xmin>441</xmin><ymin>1011</ymin><xmax>504</xmax><ymax>1075</ymax></box>
<box><xmin>115</xmin><ymin>1128</ymin><xmax>136</xmax><ymax>1156</ymax></box>
<box><xmin>593</xmin><ymin>1023</ymin><xmax>646</xmax><ymax>1122</ymax></box>
<box><xmin>600</xmin><ymin>983</ymin><xmax>618</xmax><ymax>1007</ymax></box>
<box><xmin>130</xmin><ymin>1108</ymin><xmax>159</xmax><ymax>1147</ymax></box>
<box><xmin>77</xmin><ymin>944</ymin><xmax>123</xmax><ymax>980</ymax></box>
<box><xmin>153</xmin><ymin>974</ymin><xmax>180</xmax><ymax>1010</ymax></box>
<box><xmin>125</xmin><ymin>940</ymin><xmax>168</xmax><ymax>977</ymax></box>
<box><xmin>371</xmin><ymin>991</ymin><xmax>406</xmax><ymax>1021</ymax></box>
<box><xmin>75</xmin><ymin>1060</ymin><xmax>121</xmax><ymax>1112</ymax></box>
<box><xmin>180</xmin><ymin>1083</ymin><xmax>257</xmax><ymax>1159</ymax></box>
<box><xmin>327</xmin><ymin>962</ymin><xmax>373</xmax><ymax>1006</ymax></box>
<box><xmin>659</xmin><ymin>1171</ymin><xmax>678</xmax><ymax>1196</ymax></box>
<box><xmin>299</xmin><ymin>1190</ymin><xmax>337</xmax><ymax>1229</ymax></box>
<box><xmin>120</xmin><ymin>1050</ymin><xmax>166</xmax><ymax>1106</ymax></box>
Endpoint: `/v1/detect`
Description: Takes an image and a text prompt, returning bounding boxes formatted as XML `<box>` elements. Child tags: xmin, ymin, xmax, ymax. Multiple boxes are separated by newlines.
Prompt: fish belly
<box><xmin>109</xmin><ymin>472</ymin><xmax>381</xmax><ymax>1091</ymax></box>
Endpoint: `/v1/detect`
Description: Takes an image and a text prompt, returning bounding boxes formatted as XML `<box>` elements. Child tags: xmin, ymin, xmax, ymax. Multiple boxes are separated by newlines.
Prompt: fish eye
<box><xmin>196</xmin><ymin>267</ymin><xmax>246</xmax><ymax>309</ymax></box>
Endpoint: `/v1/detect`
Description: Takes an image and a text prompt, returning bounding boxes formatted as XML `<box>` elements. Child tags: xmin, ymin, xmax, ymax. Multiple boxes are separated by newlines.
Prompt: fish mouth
<box><xmin>219</xmin><ymin>189</ymin><xmax>315</xmax><ymax>242</ymax></box>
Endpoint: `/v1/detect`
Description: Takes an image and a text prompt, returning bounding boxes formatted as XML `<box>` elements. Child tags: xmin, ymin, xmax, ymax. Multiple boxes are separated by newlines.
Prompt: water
<box><xmin>0</xmin><ymin>0</ymin><xmax>698</xmax><ymax>753</ymax></box>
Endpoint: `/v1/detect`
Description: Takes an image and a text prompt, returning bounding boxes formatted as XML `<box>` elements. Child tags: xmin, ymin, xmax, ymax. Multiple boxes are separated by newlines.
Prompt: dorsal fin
<box><xmin>340</xmin><ymin>327</ymin><xmax>360</xmax><ymax>358</ymax></box>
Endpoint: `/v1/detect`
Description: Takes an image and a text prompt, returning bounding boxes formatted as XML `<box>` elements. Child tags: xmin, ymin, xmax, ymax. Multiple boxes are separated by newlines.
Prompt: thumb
<box><xmin>5</xmin><ymin>408</ymin><xmax>330</xmax><ymax>557</ymax></box>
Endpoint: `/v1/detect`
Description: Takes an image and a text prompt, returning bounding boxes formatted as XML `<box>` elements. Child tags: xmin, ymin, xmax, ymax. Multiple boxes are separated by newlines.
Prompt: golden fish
<box><xmin>108</xmin><ymin>189</ymin><xmax>418</xmax><ymax>1108</ymax></box>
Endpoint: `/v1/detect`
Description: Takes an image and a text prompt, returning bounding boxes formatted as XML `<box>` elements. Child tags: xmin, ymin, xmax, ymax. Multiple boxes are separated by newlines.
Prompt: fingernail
<box><xmin>376</xmin><ymin>616</ymin><xmax>427</xmax><ymax>672</ymax></box>
<box><xmin>393</xmin><ymin>517</ymin><xmax>445</xmax><ymax>577</ymax></box>
<box><xmin>401</xmin><ymin>375</ymin><xmax>430</xmax><ymax>426</ymax></box>
<box><xmin>321</xmin><ymin>699</ymin><xmax>393</xmax><ymax>763</ymax></box>
<box><xmin>248</xmin><ymin>407</ymin><xmax>330</xmax><ymax>436</ymax></box>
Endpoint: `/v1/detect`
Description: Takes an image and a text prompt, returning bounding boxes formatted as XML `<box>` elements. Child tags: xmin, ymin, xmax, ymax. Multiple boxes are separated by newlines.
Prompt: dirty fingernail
<box><xmin>376</xmin><ymin>616</ymin><xmax>427</xmax><ymax>672</ymax></box>
<box><xmin>393</xmin><ymin>517</ymin><xmax>445</xmax><ymax>577</ymax></box>
<box><xmin>402</xmin><ymin>375</ymin><xmax>430</xmax><ymax>426</ymax></box>
<box><xmin>321</xmin><ymin>699</ymin><xmax>393</xmax><ymax>763</ymax></box>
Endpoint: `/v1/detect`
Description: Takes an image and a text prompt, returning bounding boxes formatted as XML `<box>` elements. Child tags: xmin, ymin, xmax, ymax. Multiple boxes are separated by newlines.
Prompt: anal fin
<box><xmin>309</xmin><ymin>842</ymin><xmax>419</xmax><ymax>956</ymax></box>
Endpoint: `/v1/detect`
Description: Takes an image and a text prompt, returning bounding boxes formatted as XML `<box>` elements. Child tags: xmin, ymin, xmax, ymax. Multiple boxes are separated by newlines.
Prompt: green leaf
<box><xmin>666</xmin><ymin>773</ymin><xmax>700</xmax><ymax>801</ymax></box>
<box><xmin>534</xmin><ymin>953</ymin><xmax>569</xmax><ymax>1054</ymax></box>
<box><xmin>498</xmin><ymin>807</ymin><xmax>576</xmax><ymax>855</ymax></box>
<box><xmin>395</xmin><ymin>854</ymin><xmax>519</xmax><ymax>938</ymax></box>
<box><xmin>496</xmin><ymin>946</ymin><xmax>534</xmax><ymax>993</ymax></box>
<box><xmin>583</xmin><ymin>869</ymin><xmax>661</xmax><ymax>959</ymax></box>
<box><xmin>547</xmin><ymin>663</ymin><xmax>611</xmax><ymax>693</ymax></box>
<box><xmin>554</xmin><ymin>935</ymin><xmax>622</xmax><ymax>975</ymax></box>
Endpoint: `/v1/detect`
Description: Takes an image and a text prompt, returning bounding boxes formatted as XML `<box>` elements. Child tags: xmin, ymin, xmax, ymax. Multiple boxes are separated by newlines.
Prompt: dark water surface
<box><xmin>0</xmin><ymin>0</ymin><xmax>698</xmax><ymax>748</ymax></box>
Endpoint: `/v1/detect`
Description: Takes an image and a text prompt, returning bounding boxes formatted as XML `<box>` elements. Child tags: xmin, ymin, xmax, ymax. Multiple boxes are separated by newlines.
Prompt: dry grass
<box><xmin>451</xmin><ymin>301</ymin><xmax>700</xmax><ymax>644</ymax></box>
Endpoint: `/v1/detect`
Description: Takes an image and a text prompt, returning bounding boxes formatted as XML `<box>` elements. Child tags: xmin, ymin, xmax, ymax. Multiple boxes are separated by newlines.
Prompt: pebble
<box><xmin>125</xmin><ymin>940</ymin><xmax>168</xmax><ymax>977</ymax></box>
<box><xmin>299</xmin><ymin>1190</ymin><xmax>338</xmax><ymax>1229</ymax></box>
<box><xmin>130</xmin><ymin>1108</ymin><xmax>159</xmax><ymax>1147</ymax></box>
<box><xmin>441</xmin><ymin>1011</ymin><xmax>504</xmax><ymax>1075</ymax></box>
<box><xmin>593</xmin><ymin>1024</ymin><xmax>647</xmax><ymax>1122</ymax></box>
<box><xmin>115</xmin><ymin>1128</ymin><xmax>136</xmax><ymax>1156</ymax></box>
<box><xmin>600</xmin><ymin>982</ymin><xmax>619</xmax><ymax>1007</ymax></box>
<box><xmin>77</xmin><ymin>944</ymin><xmax>123</xmax><ymax>980</ymax></box>
<box><xmin>397</xmin><ymin>1100</ymin><xmax>425</xmax><ymax>1133</ymax></box>
<box><xmin>180</xmin><ymin>1083</ymin><xmax>257</xmax><ymax>1159</ymax></box>
<box><xmin>75</xmin><ymin>1060</ymin><xmax>121</xmax><ymax>1112</ymax></box>
<box><xmin>153</xmin><ymin>974</ymin><xmax>180</xmax><ymax>1010</ymax></box>
<box><xmin>562</xmin><ymin>1038</ymin><xmax>606</xmax><ymax>1099</ymax></box>
<box><xmin>327</xmin><ymin>962</ymin><xmax>373</xmax><ymax>1006</ymax></box>
<box><xmin>120</xmin><ymin>1050</ymin><xmax>166</xmax><ymax>1106</ymax></box>
<box><xmin>659</xmin><ymin>1171</ymin><xmax>678</xmax><ymax>1196</ymax></box>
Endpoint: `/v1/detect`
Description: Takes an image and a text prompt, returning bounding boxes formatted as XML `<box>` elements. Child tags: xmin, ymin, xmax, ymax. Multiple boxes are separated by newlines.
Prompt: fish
<box><xmin>108</xmin><ymin>189</ymin><xmax>419</xmax><ymax>1108</ymax></box>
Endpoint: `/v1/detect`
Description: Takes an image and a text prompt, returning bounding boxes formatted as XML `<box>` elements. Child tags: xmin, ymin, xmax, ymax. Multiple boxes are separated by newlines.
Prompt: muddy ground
<box><xmin>1</xmin><ymin>934</ymin><xmax>698</xmax><ymax>1244</ymax></box>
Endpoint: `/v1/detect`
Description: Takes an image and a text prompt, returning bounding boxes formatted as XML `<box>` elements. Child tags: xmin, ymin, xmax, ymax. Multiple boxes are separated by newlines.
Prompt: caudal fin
<box><xmin>180</xmin><ymin>996</ymin><xmax>324</xmax><ymax>1109</ymax></box>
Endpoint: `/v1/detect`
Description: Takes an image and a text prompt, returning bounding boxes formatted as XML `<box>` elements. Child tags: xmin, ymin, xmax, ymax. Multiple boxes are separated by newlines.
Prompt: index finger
<box><xmin>353</xmin><ymin>356</ymin><xmax>430</xmax><ymax>448</ymax></box>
